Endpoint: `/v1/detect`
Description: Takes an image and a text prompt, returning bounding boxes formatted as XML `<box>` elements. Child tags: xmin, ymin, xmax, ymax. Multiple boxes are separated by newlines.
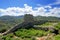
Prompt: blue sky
<box><xmin>0</xmin><ymin>0</ymin><xmax>59</xmax><ymax>8</ymax></box>
<box><xmin>0</xmin><ymin>0</ymin><xmax>60</xmax><ymax>17</ymax></box>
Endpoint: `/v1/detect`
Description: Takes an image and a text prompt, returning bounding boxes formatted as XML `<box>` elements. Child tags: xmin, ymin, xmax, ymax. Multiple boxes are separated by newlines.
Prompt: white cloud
<box><xmin>55</xmin><ymin>0</ymin><xmax>60</xmax><ymax>4</ymax></box>
<box><xmin>0</xmin><ymin>4</ymin><xmax>60</xmax><ymax>17</ymax></box>
<box><xmin>49</xmin><ymin>0</ymin><xmax>60</xmax><ymax>5</ymax></box>
<box><xmin>44</xmin><ymin>6</ymin><xmax>52</xmax><ymax>8</ymax></box>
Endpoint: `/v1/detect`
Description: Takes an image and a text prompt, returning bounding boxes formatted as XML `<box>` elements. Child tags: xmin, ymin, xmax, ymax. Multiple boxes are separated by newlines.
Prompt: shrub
<box><xmin>15</xmin><ymin>29</ymin><xmax>49</xmax><ymax>38</ymax></box>
<box><xmin>54</xmin><ymin>35</ymin><xmax>60</xmax><ymax>40</ymax></box>
<box><xmin>2</xmin><ymin>33</ymin><xmax>14</xmax><ymax>40</ymax></box>
<box><xmin>55</xmin><ymin>22</ymin><xmax>60</xmax><ymax>30</ymax></box>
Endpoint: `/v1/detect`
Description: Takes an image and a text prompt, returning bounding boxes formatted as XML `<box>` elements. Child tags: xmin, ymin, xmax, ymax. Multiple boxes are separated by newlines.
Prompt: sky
<box><xmin>0</xmin><ymin>0</ymin><xmax>60</xmax><ymax>17</ymax></box>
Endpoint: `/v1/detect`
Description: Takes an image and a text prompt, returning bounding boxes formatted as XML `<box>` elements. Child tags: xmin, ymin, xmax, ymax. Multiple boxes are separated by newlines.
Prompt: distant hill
<box><xmin>0</xmin><ymin>15</ymin><xmax>24</xmax><ymax>32</ymax></box>
<box><xmin>0</xmin><ymin>15</ymin><xmax>24</xmax><ymax>21</ymax></box>
<box><xmin>34</xmin><ymin>16</ymin><xmax>60</xmax><ymax>21</ymax></box>
<box><xmin>0</xmin><ymin>15</ymin><xmax>60</xmax><ymax>21</ymax></box>
<box><xmin>0</xmin><ymin>15</ymin><xmax>60</xmax><ymax>32</ymax></box>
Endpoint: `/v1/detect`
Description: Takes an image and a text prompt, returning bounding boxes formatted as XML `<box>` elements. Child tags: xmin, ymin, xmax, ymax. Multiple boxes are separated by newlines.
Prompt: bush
<box><xmin>2</xmin><ymin>33</ymin><xmax>14</xmax><ymax>40</ymax></box>
<box><xmin>55</xmin><ymin>22</ymin><xmax>60</xmax><ymax>30</ymax></box>
<box><xmin>2</xmin><ymin>29</ymin><xmax>50</xmax><ymax>40</ymax></box>
<box><xmin>15</xmin><ymin>29</ymin><xmax>49</xmax><ymax>38</ymax></box>
<box><xmin>54</xmin><ymin>35</ymin><xmax>60</xmax><ymax>40</ymax></box>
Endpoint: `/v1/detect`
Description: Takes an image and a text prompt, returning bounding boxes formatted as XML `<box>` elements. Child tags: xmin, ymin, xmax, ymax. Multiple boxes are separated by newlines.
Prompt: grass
<box><xmin>55</xmin><ymin>22</ymin><xmax>60</xmax><ymax>30</ymax></box>
<box><xmin>15</xmin><ymin>29</ymin><xmax>49</xmax><ymax>37</ymax></box>
<box><xmin>2</xmin><ymin>29</ymin><xmax>50</xmax><ymax>40</ymax></box>
<box><xmin>54</xmin><ymin>35</ymin><xmax>60</xmax><ymax>40</ymax></box>
<box><xmin>35</xmin><ymin>22</ymin><xmax>57</xmax><ymax>27</ymax></box>
<box><xmin>1</xmin><ymin>22</ymin><xmax>60</xmax><ymax>40</ymax></box>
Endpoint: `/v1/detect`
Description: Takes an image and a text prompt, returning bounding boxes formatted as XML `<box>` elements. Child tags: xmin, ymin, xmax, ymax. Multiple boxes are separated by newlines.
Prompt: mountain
<box><xmin>35</xmin><ymin>16</ymin><xmax>60</xmax><ymax>21</ymax></box>
<box><xmin>0</xmin><ymin>15</ymin><xmax>24</xmax><ymax>21</ymax></box>
<box><xmin>0</xmin><ymin>15</ymin><xmax>60</xmax><ymax>21</ymax></box>
<box><xmin>0</xmin><ymin>15</ymin><xmax>24</xmax><ymax>32</ymax></box>
<box><xmin>0</xmin><ymin>15</ymin><xmax>60</xmax><ymax>32</ymax></box>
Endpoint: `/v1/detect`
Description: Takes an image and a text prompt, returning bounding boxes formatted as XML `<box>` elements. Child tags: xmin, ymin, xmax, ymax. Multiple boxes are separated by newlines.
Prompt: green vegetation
<box><xmin>55</xmin><ymin>22</ymin><xmax>60</xmax><ymax>30</ymax></box>
<box><xmin>54</xmin><ymin>35</ymin><xmax>60</xmax><ymax>40</ymax></box>
<box><xmin>2</xmin><ymin>28</ymin><xmax>60</xmax><ymax>40</ymax></box>
<box><xmin>0</xmin><ymin>16</ymin><xmax>23</xmax><ymax>32</ymax></box>
<box><xmin>15</xmin><ymin>29</ymin><xmax>49</xmax><ymax>37</ymax></box>
<box><xmin>35</xmin><ymin>22</ymin><xmax>57</xmax><ymax>28</ymax></box>
<box><xmin>34</xmin><ymin>16</ymin><xmax>60</xmax><ymax>21</ymax></box>
<box><xmin>1</xmin><ymin>29</ymin><xmax>50</xmax><ymax>40</ymax></box>
<box><xmin>0</xmin><ymin>15</ymin><xmax>60</xmax><ymax>32</ymax></box>
<box><xmin>0</xmin><ymin>15</ymin><xmax>60</xmax><ymax>40</ymax></box>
